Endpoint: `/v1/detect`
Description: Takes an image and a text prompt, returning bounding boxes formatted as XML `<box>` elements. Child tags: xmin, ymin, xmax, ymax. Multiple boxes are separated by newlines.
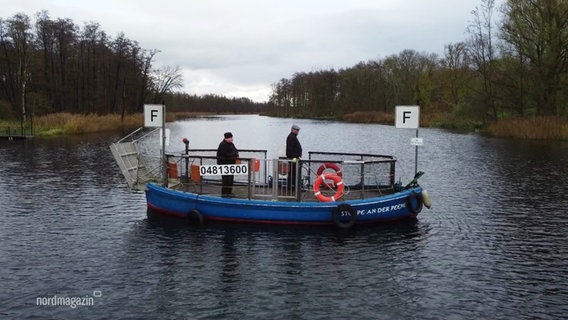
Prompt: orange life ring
<box><xmin>313</xmin><ymin>173</ymin><xmax>344</xmax><ymax>202</ymax></box>
<box><xmin>316</xmin><ymin>162</ymin><xmax>343</xmax><ymax>178</ymax></box>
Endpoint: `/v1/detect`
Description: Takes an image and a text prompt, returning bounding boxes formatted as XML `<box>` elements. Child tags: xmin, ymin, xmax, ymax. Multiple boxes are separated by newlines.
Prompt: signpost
<box><xmin>144</xmin><ymin>104</ymin><xmax>167</xmax><ymax>185</ymax></box>
<box><xmin>144</xmin><ymin>104</ymin><xmax>163</xmax><ymax>128</ymax></box>
<box><xmin>395</xmin><ymin>105</ymin><xmax>421</xmax><ymax>174</ymax></box>
<box><xmin>395</xmin><ymin>106</ymin><xmax>420</xmax><ymax>129</ymax></box>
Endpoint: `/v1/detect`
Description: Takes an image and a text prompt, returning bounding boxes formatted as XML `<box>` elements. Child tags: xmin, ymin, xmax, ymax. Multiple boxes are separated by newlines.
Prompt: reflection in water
<box><xmin>1</xmin><ymin>116</ymin><xmax>567</xmax><ymax>319</ymax></box>
<box><xmin>142</xmin><ymin>210</ymin><xmax>430</xmax><ymax>318</ymax></box>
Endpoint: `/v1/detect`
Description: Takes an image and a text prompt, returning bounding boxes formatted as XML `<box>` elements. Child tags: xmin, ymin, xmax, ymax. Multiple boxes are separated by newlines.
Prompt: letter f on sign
<box><xmin>144</xmin><ymin>104</ymin><xmax>164</xmax><ymax>127</ymax></box>
<box><xmin>395</xmin><ymin>106</ymin><xmax>420</xmax><ymax>129</ymax></box>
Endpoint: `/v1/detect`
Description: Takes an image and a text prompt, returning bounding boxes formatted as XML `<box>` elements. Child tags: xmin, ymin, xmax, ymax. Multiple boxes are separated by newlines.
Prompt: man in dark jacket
<box><xmin>217</xmin><ymin>132</ymin><xmax>239</xmax><ymax>196</ymax></box>
<box><xmin>286</xmin><ymin>124</ymin><xmax>302</xmax><ymax>190</ymax></box>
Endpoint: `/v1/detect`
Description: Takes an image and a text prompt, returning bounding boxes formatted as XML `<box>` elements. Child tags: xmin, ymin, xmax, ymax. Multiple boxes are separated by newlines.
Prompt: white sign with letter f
<box><xmin>395</xmin><ymin>105</ymin><xmax>420</xmax><ymax>129</ymax></box>
<box><xmin>144</xmin><ymin>104</ymin><xmax>164</xmax><ymax>127</ymax></box>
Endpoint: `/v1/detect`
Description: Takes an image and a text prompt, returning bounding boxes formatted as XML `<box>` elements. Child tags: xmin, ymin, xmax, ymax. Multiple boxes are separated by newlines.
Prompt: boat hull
<box><xmin>145</xmin><ymin>183</ymin><xmax>424</xmax><ymax>227</ymax></box>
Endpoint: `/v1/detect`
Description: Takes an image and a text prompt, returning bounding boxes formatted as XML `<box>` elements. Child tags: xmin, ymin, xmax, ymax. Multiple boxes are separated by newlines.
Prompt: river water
<box><xmin>1</xmin><ymin>115</ymin><xmax>567</xmax><ymax>319</ymax></box>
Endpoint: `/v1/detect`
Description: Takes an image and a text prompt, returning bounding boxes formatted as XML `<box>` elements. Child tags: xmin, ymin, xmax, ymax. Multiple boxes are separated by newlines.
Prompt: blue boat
<box><xmin>146</xmin><ymin>181</ymin><xmax>427</xmax><ymax>228</ymax></box>
<box><xmin>111</xmin><ymin>128</ymin><xmax>431</xmax><ymax>229</ymax></box>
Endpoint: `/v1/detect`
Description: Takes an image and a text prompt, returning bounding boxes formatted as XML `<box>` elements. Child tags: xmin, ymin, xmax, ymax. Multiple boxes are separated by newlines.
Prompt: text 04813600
<box><xmin>199</xmin><ymin>164</ymin><xmax>248</xmax><ymax>176</ymax></box>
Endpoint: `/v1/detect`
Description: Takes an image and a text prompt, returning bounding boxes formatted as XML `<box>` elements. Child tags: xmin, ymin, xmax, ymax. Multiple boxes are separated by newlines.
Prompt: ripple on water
<box><xmin>1</xmin><ymin>120</ymin><xmax>567</xmax><ymax>319</ymax></box>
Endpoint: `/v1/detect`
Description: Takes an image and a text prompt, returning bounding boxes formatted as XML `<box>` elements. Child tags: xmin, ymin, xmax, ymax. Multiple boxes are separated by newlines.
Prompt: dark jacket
<box><xmin>217</xmin><ymin>140</ymin><xmax>239</xmax><ymax>164</ymax></box>
<box><xmin>286</xmin><ymin>132</ymin><xmax>302</xmax><ymax>159</ymax></box>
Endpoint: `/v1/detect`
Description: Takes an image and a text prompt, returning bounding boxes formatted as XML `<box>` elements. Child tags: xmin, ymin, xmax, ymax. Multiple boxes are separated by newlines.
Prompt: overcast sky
<box><xmin>5</xmin><ymin>0</ymin><xmax>488</xmax><ymax>102</ymax></box>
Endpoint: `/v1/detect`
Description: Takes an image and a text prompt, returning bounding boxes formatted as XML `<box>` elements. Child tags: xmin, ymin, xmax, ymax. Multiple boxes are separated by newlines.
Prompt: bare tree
<box><xmin>501</xmin><ymin>0</ymin><xmax>568</xmax><ymax>116</ymax></box>
<box><xmin>441</xmin><ymin>42</ymin><xmax>472</xmax><ymax>108</ymax></box>
<box><xmin>467</xmin><ymin>0</ymin><xmax>499</xmax><ymax>122</ymax></box>
<box><xmin>151</xmin><ymin>65</ymin><xmax>183</xmax><ymax>103</ymax></box>
<box><xmin>6</xmin><ymin>13</ymin><xmax>33</xmax><ymax>121</ymax></box>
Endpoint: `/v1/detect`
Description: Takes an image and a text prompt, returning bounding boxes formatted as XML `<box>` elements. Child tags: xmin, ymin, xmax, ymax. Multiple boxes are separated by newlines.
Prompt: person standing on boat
<box><xmin>286</xmin><ymin>124</ymin><xmax>302</xmax><ymax>190</ymax></box>
<box><xmin>217</xmin><ymin>132</ymin><xmax>239</xmax><ymax>196</ymax></box>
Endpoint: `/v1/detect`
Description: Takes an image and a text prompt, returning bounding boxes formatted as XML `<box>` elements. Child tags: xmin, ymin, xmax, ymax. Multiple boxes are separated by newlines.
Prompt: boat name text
<box><xmin>355</xmin><ymin>203</ymin><xmax>406</xmax><ymax>216</ymax></box>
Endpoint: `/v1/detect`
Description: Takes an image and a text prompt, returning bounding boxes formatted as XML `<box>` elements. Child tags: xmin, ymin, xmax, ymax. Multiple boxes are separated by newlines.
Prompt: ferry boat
<box><xmin>111</xmin><ymin>126</ymin><xmax>431</xmax><ymax>229</ymax></box>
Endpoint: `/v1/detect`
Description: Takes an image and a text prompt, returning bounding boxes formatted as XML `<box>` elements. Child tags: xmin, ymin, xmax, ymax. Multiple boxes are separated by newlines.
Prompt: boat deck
<box><xmin>110</xmin><ymin>133</ymin><xmax>401</xmax><ymax>202</ymax></box>
<box><xmin>168</xmin><ymin>180</ymin><xmax>395</xmax><ymax>202</ymax></box>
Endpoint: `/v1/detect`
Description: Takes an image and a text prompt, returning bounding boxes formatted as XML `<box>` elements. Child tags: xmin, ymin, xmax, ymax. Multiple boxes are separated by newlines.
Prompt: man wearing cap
<box><xmin>286</xmin><ymin>125</ymin><xmax>302</xmax><ymax>190</ymax></box>
<box><xmin>217</xmin><ymin>132</ymin><xmax>239</xmax><ymax>196</ymax></box>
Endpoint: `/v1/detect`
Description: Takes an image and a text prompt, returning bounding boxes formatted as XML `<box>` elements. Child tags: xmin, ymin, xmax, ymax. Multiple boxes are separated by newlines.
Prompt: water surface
<box><xmin>1</xmin><ymin>115</ymin><xmax>567</xmax><ymax>319</ymax></box>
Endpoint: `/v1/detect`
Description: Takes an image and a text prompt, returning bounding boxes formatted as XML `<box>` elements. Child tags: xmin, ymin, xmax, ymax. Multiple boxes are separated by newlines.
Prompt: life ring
<box><xmin>313</xmin><ymin>173</ymin><xmax>344</xmax><ymax>202</ymax></box>
<box><xmin>187</xmin><ymin>209</ymin><xmax>204</xmax><ymax>225</ymax></box>
<box><xmin>316</xmin><ymin>162</ymin><xmax>343</xmax><ymax>178</ymax></box>
<box><xmin>332</xmin><ymin>203</ymin><xmax>357</xmax><ymax>229</ymax></box>
<box><xmin>406</xmin><ymin>192</ymin><xmax>423</xmax><ymax>214</ymax></box>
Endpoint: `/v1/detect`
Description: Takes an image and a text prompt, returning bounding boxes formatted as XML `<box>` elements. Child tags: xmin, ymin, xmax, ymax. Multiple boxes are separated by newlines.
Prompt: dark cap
<box><xmin>291</xmin><ymin>124</ymin><xmax>300</xmax><ymax>130</ymax></box>
<box><xmin>224</xmin><ymin>132</ymin><xmax>233</xmax><ymax>138</ymax></box>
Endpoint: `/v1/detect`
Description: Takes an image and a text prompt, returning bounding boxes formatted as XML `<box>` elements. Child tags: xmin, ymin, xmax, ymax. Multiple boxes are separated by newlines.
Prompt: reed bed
<box><xmin>342</xmin><ymin>111</ymin><xmax>394</xmax><ymax>124</ymax></box>
<box><xmin>342</xmin><ymin>110</ymin><xmax>452</xmax><ymax>128</ymax></box>
<box><xmin>12</xmin><ymin>112</ymin><xmax>568</xmax><ymax>141</ymax></box>
<box><xmin>489</xmin><ymin>116</ymin><xmax>568</xmax><ymax>140</ymax></box>
<box><xmin>34</xmin><ymin>113</ymin><xmax>143</xmax><ymax>135</ymax></box>
<box><xmin>31</xmin><ymin>112</ymin><xmax>210</xmax><ymax>135</ymax></box>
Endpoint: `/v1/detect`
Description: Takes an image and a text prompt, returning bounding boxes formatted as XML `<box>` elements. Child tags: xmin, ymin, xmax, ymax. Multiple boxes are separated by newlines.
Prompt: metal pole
<box><xmin>272</xmin><ymin>159</ymin><xmax>279</xmax><ymax>200</ymax></box>
<box><xmin>162</xmin><ymin>104</ymin><xmax>167</xmax><ymax>186</ymax></box>
<box><xmin>182</xmin><ymin>138</ymin><xmax>189</xmax><ymax>182</ymax></box>
<box><xmin>414</xmin><ymin>128</ymin><xmax>419</xmax><ymax>175</ymax></box>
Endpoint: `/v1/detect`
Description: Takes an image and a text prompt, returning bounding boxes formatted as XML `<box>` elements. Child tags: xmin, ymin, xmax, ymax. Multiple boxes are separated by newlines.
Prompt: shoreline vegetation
<box><xmin>1</xmin><ymin>112</ymin><xmax>567</xmax><ymax>141</ymax></box>
<box><xmin>341</xmin><ymin>111</ymin><xmax>568</xmax><ymax>140</ymax></box>
<box><xmin>3</xmin><ymin>4</ymin><xmax>567</xmax><ymax>142</ymax></box>
<box><xmin>2</xmin><ymin>112</ymin><xmax>206</xmax><ymax>136</ymax></box>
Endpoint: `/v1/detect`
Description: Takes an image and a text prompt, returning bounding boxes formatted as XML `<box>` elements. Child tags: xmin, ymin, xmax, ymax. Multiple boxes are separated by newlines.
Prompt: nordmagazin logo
<box><xmin>36</xmin><ymin>291</ymin><xmax>102</xmax><ymax>309</ymax></box>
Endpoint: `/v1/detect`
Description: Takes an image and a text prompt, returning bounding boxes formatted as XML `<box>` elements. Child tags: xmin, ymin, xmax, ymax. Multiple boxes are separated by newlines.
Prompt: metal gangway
<box><xmin>109</xmin><ymin>127</ymin><xmax>161</xmax><ymax>190</ymax></box>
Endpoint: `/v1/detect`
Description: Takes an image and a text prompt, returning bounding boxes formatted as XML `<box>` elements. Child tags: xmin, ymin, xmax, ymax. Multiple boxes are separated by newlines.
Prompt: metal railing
<box><xmin>0</xmin><ymin>126</ymin><xmax>34</xmax><ymax>138</ymax></box>
<box><xmin>164</xmin><ymin>151</ymin><xmax>397</xmax><ymax>202</ymax></box>
<box><xmin>0</xmin><ymin>115</ymin><xmax>34</xmax><ymax>138</ymax></box>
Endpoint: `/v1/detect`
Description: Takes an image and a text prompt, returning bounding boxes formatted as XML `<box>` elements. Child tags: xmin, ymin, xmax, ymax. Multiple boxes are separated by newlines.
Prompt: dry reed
<box><xmin>34</xmin><ymin>113</ymin><xmax>143</xmax><ymax>135</ymax></box>
<box><xmin>342</xmin><ymin>110</ymin><xmax>443</xmax><ymax>127</ymax></box>
<box><xmin>342</xmin><ymin>111</ymin><xmax>394</xmax><ymax>124</ymax></box>
<box><xmin>32</xmin><ymin>112</ymin><xmax>208</xmax><ymax>135</ymax></box>
<box><xmin>489</xmin><ymin>116</ymin><xmax>568</xmax><ymax>140</ymax></box>
<box><xmin>17</xmin><ymin>112</ymin><xmax>568</xmax><ymax>141</ymax></box>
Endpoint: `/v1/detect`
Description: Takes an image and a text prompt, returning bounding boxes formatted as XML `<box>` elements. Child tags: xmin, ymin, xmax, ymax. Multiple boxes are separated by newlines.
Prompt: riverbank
<box><xmin>33</xmin><ymin>113</ymin><xmax>142</xmax><ymax>136</ymax></box>
<box><xmin>342</xmin><ymin>111</ymin><xmax>568</xmax><ymax>140</ymax></box>
<box><xmin>487</xmin><ymin>116</ymin><xmax>568</xmax><ymax>140</ymax></box>
<box><xmin>2</xmin><ymin>112</ymin><xmax>567</xmax><ymax>140</ymax></box>
<box><xmin>0</xmin><ymin>112</ymin><xmax>207</xmax><ymax>137</ymax></box>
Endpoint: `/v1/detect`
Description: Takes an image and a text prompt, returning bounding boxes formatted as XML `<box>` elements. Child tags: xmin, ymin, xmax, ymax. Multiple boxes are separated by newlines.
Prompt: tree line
<box><xmin>1</xmin><ymin>11</ymin><xmax>153</xmax><ymax>120</ymax></box>
<box><xmin>165</xmin><ymin>93</ymin><xmax>269</xmax><ymax>114</ymax></box>
<box><xmin>269</xmin><ymin>0</ymin><xmax>568</xmax><ymax>125</ymax></box>
<box><xmin>2</xmin><ymin>0</ymin><xmax>566</xmax><ymax>127</ymax></box>
<box><xmin>0</xmin><ymin>11</ymin><xmax>265</xmax><ymax>122</ymax></box>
